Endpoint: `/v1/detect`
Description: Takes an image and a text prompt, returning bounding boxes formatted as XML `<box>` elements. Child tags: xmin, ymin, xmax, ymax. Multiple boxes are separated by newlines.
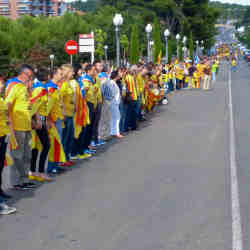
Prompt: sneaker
<box><xmin>70</xmin><ymin>155</ymin><xmax>80</xmax><ymax>161</ymax></box>
<box><xmin>29</xmin><ymin>173</ymin><xmax>45</xmax><ymax>182</ymax></box>
<box><xmin>12</xmin><ymin>184</ymin><xmax>30</xmax><ymax>191</ymax></box>
<box><xmin>90</xmin><ymin>141</ymin><xmax>97</xmax><ymax>147</ymax></box>
<box><xmin>85</xmin><ymin>149</ymin><xmax>96</xmax><ymax>155</ymax></box>
<box><xmin>60</xmin><ymin>162</ymin><xmax>74</xmax><ymax>167</ymax></box>
<box><xmin>0</xmin><ymin>203</ymin><xmax>16</xmax><ymax>215</ymax></box>
<box><xmin>98</xmin><ymin>139</ymin><xmax>106</xmax><ymax>146</ymax></box>
<box><xmin>78</xmin><ymin>153</ymin><xmax>92</xmax><ymax>160</ymax></box>
<box><xmin>22</xmin><ymin>182</ymin><xmax>37</xmax><ymax>189</ymax></box>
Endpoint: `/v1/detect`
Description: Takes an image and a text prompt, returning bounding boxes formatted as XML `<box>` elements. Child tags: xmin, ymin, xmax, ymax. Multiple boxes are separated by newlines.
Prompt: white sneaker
<box><xmin>0</xmin><ymin>203</ymin><xmax>17</xmax><ymax>215</ymax></box>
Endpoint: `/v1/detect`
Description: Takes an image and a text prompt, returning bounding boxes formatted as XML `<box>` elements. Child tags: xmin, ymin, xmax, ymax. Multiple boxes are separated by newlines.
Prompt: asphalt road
<box><xmin>0</xmin><ymin>62</ymin><xmax>237</xmax><ymax>250</ymax></box>
<box><xmin>232</xmin><ymin>58</ymin><xmax>250</xmax><ymax>250</ymax></box>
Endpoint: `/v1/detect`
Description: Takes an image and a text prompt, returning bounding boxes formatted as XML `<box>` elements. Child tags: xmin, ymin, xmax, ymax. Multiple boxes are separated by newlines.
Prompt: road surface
<box><xmin>0</xmin><ymin>59</ymin><xmax>249</xmax><ymax>250</ymax></box>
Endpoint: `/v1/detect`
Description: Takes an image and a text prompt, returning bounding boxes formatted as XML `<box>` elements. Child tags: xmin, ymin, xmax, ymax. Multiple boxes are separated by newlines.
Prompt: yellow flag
<box><xmin>157</xmin><ymin>50</ymin><xmax>162</xmax><ymax>64</ymax></box>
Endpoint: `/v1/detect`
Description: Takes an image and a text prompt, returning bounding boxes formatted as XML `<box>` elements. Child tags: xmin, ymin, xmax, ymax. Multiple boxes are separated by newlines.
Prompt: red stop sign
<box><xmin>65</xmin><ymin>40</ymin><xmax>79</xmax><ymax>55</ymax></box>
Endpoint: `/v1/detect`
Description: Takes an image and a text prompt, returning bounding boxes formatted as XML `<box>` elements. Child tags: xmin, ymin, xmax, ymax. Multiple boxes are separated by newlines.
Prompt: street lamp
<box><xmin>113</xmin><ymin>13</ymin><xmax>123</xmax><ymax>68</ymax></box>
<box><xmin>49</xmin><ymin>54</ymin><xmax>54</xmax><ymax>71</ymax></box>
<box><xmin>145</xmin><ymin>24</ymin><xmax>153</xmax><ymax>63</ymax></box>
<box><xmin>196</xmin><ymin>40</ymin><xmax>199</xmax><ymax>56</ymax></box>
<box><xmin>176</xmin><ymin>33</ymin><xmax>180</xmax><ymax>60</ymax></box>
<box><xmin>104</xmin><ymin>45</ymin><xmax>108</xmax><ymax>66</ymax></box>
<box><xmin>182</xmin><ymin>46</ymin><xmax>187</xmax><ymax>59</ymax></box>
<box><xmin>164</xmin><ymin>29</ymin><xmax>170</xmax><ymax>64</ymax></box>
<box><xmin>183</xmin><ymin>36</ymin><xmax>187</xmax><ymax>45</ymax></box>
<box><xmin>149</xmin><ymin>41</ymin><xmax>154</xmax><ymax>62</ymax></box>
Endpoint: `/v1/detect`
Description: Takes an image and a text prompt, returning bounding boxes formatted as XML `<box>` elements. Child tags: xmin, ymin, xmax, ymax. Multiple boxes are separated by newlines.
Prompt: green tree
<box><xmin>94</xmin><ymin>28</ymin><xmax>107</xmax><ymax>60</ymax></box>
<box><xmin>153</xmin><ymin>16</ymin><xmax>162</xmax><ymax>63</ymax></box>
<box><xmin>120</xmin><ymin>34</ymin><xmax>129</xmax><ymax>63</ymax></box>
<box><xmin>189</xmin><ymin>32</ymin><xmax>194</xmax><ymax>60</ymax></box>
<box><xmin>130</xmin><ymin>24</ymin><xmax>140</xmax><ymax>64</ymax></box>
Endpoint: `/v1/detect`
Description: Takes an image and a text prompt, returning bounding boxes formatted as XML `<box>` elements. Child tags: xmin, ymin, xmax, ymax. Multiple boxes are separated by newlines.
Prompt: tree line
<box><xmin>0</xmin><ymin>0</ymin><xmax>220</xmax><ymax>76</ymax></box>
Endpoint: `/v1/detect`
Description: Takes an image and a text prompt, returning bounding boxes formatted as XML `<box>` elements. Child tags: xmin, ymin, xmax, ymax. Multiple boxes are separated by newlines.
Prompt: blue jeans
<box><xmin>119</xmin><ymin>101</ymin><xmax>128</xmax><ymax>133</ymax></box>
<box><xmin>62</xmin><ymin>116</ymin><xmax>74</xmax><ymax>161</ymax></box>
<box><xmin>168</xmin><ymin>80</ymin><xmax>174</xmax><ymax>91</ymax></box>
<box><xmin>136</xmin><ymin>97</ymin><xmax>142</xmax><ymax>120</ymax></box>
<box><xmin>124</xmin><ymin>101</ymin><xmax>137</xmax><ymax>131</ymax></box>
<box><xmin>212</xmin><ymin>72</ymin><xmax>216</xmax><ymax>82</ymax></box>
<box><xmin>47</xmin><ymin>119</ymin><xmax>63</xmax><ymax>173</ymax></box>
<box><xmin>56</xmin><ymin>119</ymin><xmax>63</xmax><ymax>141</ymax></box>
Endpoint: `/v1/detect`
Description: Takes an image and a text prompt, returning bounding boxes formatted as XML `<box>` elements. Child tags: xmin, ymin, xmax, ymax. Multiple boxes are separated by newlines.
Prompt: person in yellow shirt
<box><xmin>83</xmin><ymin>64</ymin><xmax>98</xmax><ymax>153</ymax></box>
<box><xmin>60</xmin><ymin>64</ymin><xmax>75</xmax><ymax>166</ymax></box>
<box><xmin>92</xmin><ymin>61</ymin><xmax>104</xmax><ymax>147</ymax></box>
<box><xmin>0</xmin><ymin>75</ymin><xmax>10</xmax><ymax>197</ymax></box>
<box><xmin>175</xmin><ymin>65</ymin><xmax>185</xmax><ymax>89</ymax></box>
<box><xmin>124</xmin><ymin>65</ymin><xmax>138</xmax><ymax>132</ymax></box>
<box><xmin>136</xmin><ymin>65</ymin><xmax>148</xmax><ymax>121</ymax></box>
<box><xmin>5</xmin><ymin>64</ymin><xmax>36</xmax><ymax>190</ymax></box>
<box><xmin>29</xmin><ymin>67</ymin><xmax>52</xmax><ymax>182</ymax></box>
<box><xmin>232</xmin><ymin>57</ymin><xmax>237</xmax><ymax>72</ymax></box>
<box><xmin>0</xmin><ymin>75</ymin><xmax>17</xmax><ymax>214</ymax></box>
<box><xmin>168</xmin><ymin>66</ymin><xmax>174</xmax><ymax>91</ymax></box>
<box><xmin>46</xmin><ymin>67</ymin><xmax>66</xmax><ymax>174</ymax></box>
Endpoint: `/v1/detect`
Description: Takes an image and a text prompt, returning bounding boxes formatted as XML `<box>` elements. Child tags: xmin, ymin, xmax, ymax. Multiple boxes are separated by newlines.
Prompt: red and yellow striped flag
<box><xmin>48</xmin><ymin>123</ymin><xmax>66</xmax><ymax>163</ymax></box>
<box><xmin>157</xmin><ymin>50</ymin><xmax>162</xmax><ymax>64</ymax></box>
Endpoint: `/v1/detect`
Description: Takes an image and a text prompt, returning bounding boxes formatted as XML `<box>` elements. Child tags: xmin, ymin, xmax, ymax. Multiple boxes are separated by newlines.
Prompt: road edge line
<box><xmin>228</xmin><ymin>67</ymin><xmax>243</xmax><ymax>250</ymax></box>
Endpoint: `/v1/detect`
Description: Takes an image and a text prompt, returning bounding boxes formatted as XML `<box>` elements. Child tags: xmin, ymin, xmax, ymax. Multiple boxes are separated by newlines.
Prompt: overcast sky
<box><xmin>210</xmin><ymin>0</ymin><xmax>250</xmax><ymax>5</ymax></box>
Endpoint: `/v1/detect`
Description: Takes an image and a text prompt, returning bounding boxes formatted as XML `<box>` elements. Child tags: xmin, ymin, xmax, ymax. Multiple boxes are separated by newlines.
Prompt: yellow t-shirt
<box><xmin>47</xmin><ymin>87</ymin><xmax>64</xmax><ymax>122</ymax></box>
<box><xmin>95</xmin><ymin>77</ymin><xmax>103</xmax><ymax>104</ymax></box>
<box><xmin>83</xmin><ymin>78</ymin><xmax>98</xmax><ymax>108</ymax></box>
<box><xmin>30</xmin><ymin>86</ymin><xmax>48</xmax><ymax>117</ymax></box>
<box><xmin>0</xmin><ymin>97</ymin><xmax>10</xmax><ymax>136</ymax></box>
<box><xmin>5</xmin><ymin>83</ymin><xmax>31</xmax><ymax>131</ymax></box>
<box><xmin>136</xmin><ymin>73</ymin><xmax>145</xmax><ymax>95</ymax></box>
<box><xmin>125</xmin><ymin>74</ymin><xmax>138</xmax><ymax>101</ymax></box>
<box><xmin>60</xmin><ymin>81</ymin><xmax>75</xmax><ymax>117</ymax></box>
<box><xmin>176</xmin><ymin>68</ymin><xmax>184</xmax><ymax>80</ymax></box>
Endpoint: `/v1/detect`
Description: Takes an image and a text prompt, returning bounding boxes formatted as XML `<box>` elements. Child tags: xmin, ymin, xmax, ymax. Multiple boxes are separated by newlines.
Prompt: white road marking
<box><xmin>228</xmin><ymin>67</ymin><xmax>243</xmax><ymax>250</ymax></box>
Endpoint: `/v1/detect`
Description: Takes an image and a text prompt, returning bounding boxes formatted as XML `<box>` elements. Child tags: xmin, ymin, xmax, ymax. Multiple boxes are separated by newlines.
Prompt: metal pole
<box><xmin>147</xmin><ymin>33</ymin><xmax>150</xmax><ymax>63</ymax></box>
<box><xmin>70</xmin><ymin>55</ymin><xmax>73</xmax><ymax>65</ymax></box>
<box><xmin>105</xmin><ymin>48</ymin><xmax>108</xmax><ymax>65</ymax></box>
<box><xmin>50</xmin><ymin>60</ymin><xmax>53</xmax><ymax>71</ymax></box>
<box><xmin>116</xmin><ymin>26</ymin><xmax>120</xmax><ymax>68</ymax></box>
<box><xmin>166</xmin><ymin>37</ymin><xmax>168</xmax><ymax>64</ymax></box>
<box><xmin>177</xmin><ymin>40</ymin><xmax>179</xmax><ymax>60</ymax></box>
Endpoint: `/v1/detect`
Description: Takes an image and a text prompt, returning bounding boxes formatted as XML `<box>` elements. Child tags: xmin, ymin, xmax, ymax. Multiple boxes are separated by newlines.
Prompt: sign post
<box><xmin>65</xmin><ymin>40</ymin><xmax>79</xmax><ymax>65</ymax></box>
<box><xmin>79</xmin><ymin>32</ymin><xmax>95</xmax><ymax>63</ymax></box>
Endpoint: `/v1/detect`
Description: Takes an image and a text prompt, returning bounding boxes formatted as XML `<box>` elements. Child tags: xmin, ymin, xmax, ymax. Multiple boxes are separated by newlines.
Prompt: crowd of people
<box><xmin>0</xmin><ymin>54</ymin><xmax>223</xmax><ymax>215</ymax></box>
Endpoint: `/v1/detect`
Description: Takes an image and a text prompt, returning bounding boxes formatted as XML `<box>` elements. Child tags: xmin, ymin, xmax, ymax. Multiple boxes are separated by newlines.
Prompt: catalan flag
<box><xmin>48</xmin><ymin>123</ymin><xmax>66</xmax><ymax>163</ymax></box>
<box><xmin>4</xmin><ymin>153</ymin><xmax>13</xmax><ymax>167</ymax></box>
<box><xmin>157</xmin><ymin>50</ymin><xmax>162</xmax><ymax>65</ymax></box>
<box><xmin>73</xmin><ymin>79</ymin><xmax>90</xmax><ymax>139</ymax></box>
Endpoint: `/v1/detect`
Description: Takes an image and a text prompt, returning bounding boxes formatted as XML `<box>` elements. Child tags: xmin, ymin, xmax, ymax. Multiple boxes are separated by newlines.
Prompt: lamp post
<box><xmin>49</xmin><ymin>54</ymin><xmax>54</xmax><ymax>71</ymax></box>
<box><xmin>182</xmin><ymin>47</ymin><xmax>187</xmax><ymax>60</ymax></box>
<box><xmin>164</xmin><ymin>29</ymin><xmax>170</xmax><ymax>64</ymax></box>
<box><xmin>182</xmin><ymin>36</ymin><xmax>187</xmax><ymax>58</ymax></box>
<box><xmin>201</xmin><ymin>40</ymin><xmax>204</xmax><ymax>56</ymax></box>
<box><xmin>149</xmin><ymin>41</ymin><xmax>154</xmax><ymax>62</ymax></box>
<box><xmin>113</xmin><ymin>13</ymin><xmax>123</xmax><ymax>68</ymax></box>
<box><xmin>104</xmin><ymin>45</ymin><xmax>108</xmax><ymax>66</ymax></box>
<box><xmin>176</xmin><ymin>33</ymin><xmax>180</xmax><ymax>60</ymax></box>
<box><xmin>196</xmin><ymin>40</ymin><xmax>199</xmax><ymax>57</ymax></box>
<box><xmin>145</xmin><ymin>24</ymin><xmax>153</xmax><ymax>63</ymax></box>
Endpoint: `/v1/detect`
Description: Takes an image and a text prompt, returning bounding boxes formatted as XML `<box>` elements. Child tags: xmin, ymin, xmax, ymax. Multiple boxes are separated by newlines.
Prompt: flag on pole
<box><xmin>157</xmin><ymin>50</ymin><xmax>162</xmax><ymax>64</ymax></box>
